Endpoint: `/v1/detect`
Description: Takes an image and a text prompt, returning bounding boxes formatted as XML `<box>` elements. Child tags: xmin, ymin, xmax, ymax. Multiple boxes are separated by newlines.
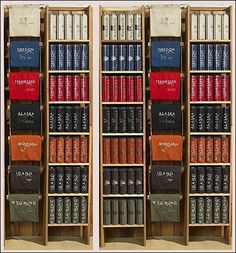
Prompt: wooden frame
<box><xmin>99</xmin><ymin>6</ymin><xmax>146</xmax><ymax>247</ymax></box>
<box><xmin>44</xmin><ymin>6</ymin><xmax>93</xmax><ymax>246</ymax></box>
<box><xmin>4</xmin><ymin>6</ymin><xmax>46</xmax><ymax>242</ymax></box>
<box><xmin>185</xmin><ymin>6</ymin><xmax>232</xmax><ymax>246</ymax></box>
<box><xmin>147</xmin><ymin>5</ymin><xmax>186</xmax><ymax>242</ymax></box>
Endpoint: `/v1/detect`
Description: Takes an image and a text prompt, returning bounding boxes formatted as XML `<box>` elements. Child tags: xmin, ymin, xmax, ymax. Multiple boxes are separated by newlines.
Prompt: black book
<box><xmin>103</xmin><ymin>169</ymin><xmax>111</xmax><ymax>195</ymax></box>
<box><xmin>72</xmin><ymin>167</ymin><xmax>81</xmax><ymax>193</ymax></box>
<box><xmin>64</xmin><ymin>167</ymin><xmax>73</xmax><ymax>193</ymax></box>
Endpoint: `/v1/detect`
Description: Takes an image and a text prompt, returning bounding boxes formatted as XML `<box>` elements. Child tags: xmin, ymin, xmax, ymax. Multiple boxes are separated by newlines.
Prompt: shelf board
<box><xmin>101</xmin><ymin>71</ymin><xmax>143</xmax><ymax>74</ymax></box>
<box><xmin>49</xmin><ymin>132</ymin><xmax>89</xmax><ymax>136</ymax></box>
<box><xmin>48</xmin><ymin>193</ymin><xmax>88</xmax><ymax>197</ymax></box>
<box><xmin>49</xmin><ymin>101</ymin><xmax>89</xmax><ymax>104</ymax></box>
<box><xmin>190</xmin><ymin>40</ymin><xmax>231</xmax><ymax>43</ymax></box>
<box><xmin>190</xmin><ymin>132</ymin><xmax>231</xmax><ymax>136</ymax></box>
<box><xmin>103</xmin><ymin>224</ymin><xmax>144</xmax><ymax>228</ymax></box>
<box><xmin>189</xmin><ymin>193</ymin><xmax>230</xmax><ymax>197</ymax></box>
<box><xmin>190</xmin><ymin>101</ymin><xmax>231</xmax><ymax>104</ymax></box>
<box><xmin>48</xmin><ymin>223</ymin><xmax>88</xmax><ymax>227</ymax></box>
<box><xmin>49</xmin><ymin>163</ymin><xmax>89</xmax><ymax>166</ymax></box>
<box><xmin>102</xmin><ymin>133</ymin><xmax>143</xmax><ymax>136</ymax></box>
<box><xmin>103</xmin><ymin>194</ymin><xmax>144</xmax><ymax>198</ymax></box>
<box><xmin>101</xmin><ymin>40</ymin><xmax>142</xmax><ymax>44</ymax></box>
<box><xmin>190</xmin><ymin>70</ymin><xmax>231</xmax><ymax>74</ymax></box>
<box><xmin>189</xmin><ymin>223</ymin><xmax>229</xmax><ymax>227</ymax></box>
<box><xmin>103</xmin><ymin>164</ymin><xmax>144</xmax><ymax>167</ymax></box>
<box><xmin>49</xmin><ymin>70</ymin><xmax>89</xmax><ymax>74</ymax></box>
<box><xmin>102</xmin><ymin>102</ymin><xmax>143</xmax><ymax>105</ymax></box>
<box><xmin>49</xmin><ymin>40</ymin><xmax>89</xmax><ymax>43</ymax></box>
<box><xmin>190</xmin><ymin>163</ymin><xmax>230</xmax><ymax>166</ymax></box>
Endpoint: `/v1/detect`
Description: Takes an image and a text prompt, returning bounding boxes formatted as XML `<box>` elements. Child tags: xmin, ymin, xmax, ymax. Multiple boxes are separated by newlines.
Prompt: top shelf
<box><xmin>190</xmin><ymin>40</ymin><xmax>231</xmax><ymax>43</ymax></box>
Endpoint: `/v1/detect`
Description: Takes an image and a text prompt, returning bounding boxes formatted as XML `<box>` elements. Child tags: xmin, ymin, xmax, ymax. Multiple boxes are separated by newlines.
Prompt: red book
<box><xmin>119</xmin><ymin>76</ymin><xmax>127</xmax><ymax>102</ymax></box>
<box><xmin>102</xmin><ymin>76</ymin><xmax>111</xmax><ymax>102</ymax></box>
<box><xmin>127</xmin><ymin>76</ymin><xmax>135</xmax><ymax>102</ymax></box>
<box><xmin>73</xmin><ymin>75</ymin><xmax>81</xmax><ymax>101</ymax></box>
<box><xmin>135</xmin><ymin>76</ymin><xmax>143</xmax><ymax>102</ymax></box>
<box><xmin>111</xmin><ymin>76</ymin><xmax>119</xmax><ymax>102</ymax></box>
<box><xmin>65</xmin><ymin>75</ymin><xmax>73</xmax><ymax>101</ymax></box>
<box><xmin>81</xmin><ymin>75</ymin><xmax>89</xmax><ymax>101</ymax></box>
<box><xmin>214</xmin><ymin>75</ymin><xmax>222</xmax><ymax>101</ymax></box>
<box><xmin>190</xmin><ymin>75</ymin><xmax>198</xmax><ymax>101</ymax></box>
<box><xmin>57</xmin><ymin>75</ymin><xmax>65</xmax><ymax>101</ymax></box>
<box><xmin>49</xmin><ymin>75</ymin><xmax>57</xmax><ymax>101</ymax></box>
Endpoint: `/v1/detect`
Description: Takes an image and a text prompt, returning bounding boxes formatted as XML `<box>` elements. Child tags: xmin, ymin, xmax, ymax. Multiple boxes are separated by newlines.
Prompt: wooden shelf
<box><xmin>102</xmin><ymin>102</ymin><xmax>143</xmax><ymax>105</ymax></box>
<box><xmin>49</xmin><ymin>101</ymin><xmax>89</xmax><ymax>104</ymax></box>
<box><xmin>45</xmin><ymin>5</ymin><xmax>93</xmax><ymax>247</ymax></box>
<box><xmin>190</xmin><ymin>163</ymin><xmax>230</xmax><ymax>166</ymax></box>
<box><xmin>49</xmin><ymin>163</ymin><xmax>89</xmax><ymax>166</ymax></box>
<box><xmin>189</xmin><ymin>223</ymin><xmax>229</xmax><ymax>227</ymax></box>
<box><xmin>100</xmin><ymin>6</ymin><xmax>146</xmax><ymax>247</ymax></box>
<box><xmin>186</xmin><ymin>5</ymin><xmax>233</xmax><ymax>246</ymax></box>
<box><xmin>190</xmin><ymin>40</ymin><xmax>231</xmax><ymax>43</ymax></box>
<box><xmin>49</xmin><ymin>70</ymin><xmax>89</xmax><ymax>74</ymax></box>
<box><xmin>101</xmin><ymin>71</ymin><xmax>143</xmax><ymax>74</ymax></box>
<box><xmin>49</xmin><ymin>40</ymin><xmax>89</xmax><ymax>43</ymax></box>
<box><xmin>49</xmin><ymin>132</ymin><xmax>90</xmax><ymax>135</ymax></box>
<box><xmin>103</xmin><ymin>224</ymin><xmax>144</xmax><ymax>228</ymax></box>
<box><xmin>101</xmin><ymin>40</ymin><xmax>142</xmax><ymax>43</ymax></box>
<box><xmin>48</xmin><ymin>223</ymin><xmax>88</xmax><ymax>227</ymax></box>
<box><xmin>102</xmin><ymin>133</ymin><xmax>143</xmax><ymax>136</ymax></box>
<box><xmin>103</xmin><ymin>194</ymin><xmax>144</xmax><ymax>198</ymax></box>
<box><xmin>190</xmin><ymin>132</ymin><xmax>231</xmax><ymax>136</ymax></box>
<box><xmin>190</xmin><ymin>70</ymin><xmax>231</xmax><ymax>74</ymax></box>
<box><xmin>103</xmin><ymin>164</ymin><xmax>144</xmax><ymax>167</ymax></box>
<box><xmin>190</xmin><ymin>101</ymin><xmax>231</xmax><ymax>104</ymax></box>
<box><xmin>189</xmin><ymin>193</ymin><xmax>230</xmax><ymax>197</ymax></box>
<box><xmin>48</xmin><ymin>193</ymin><xmax>89</xmax><ymax>197</ymax></box>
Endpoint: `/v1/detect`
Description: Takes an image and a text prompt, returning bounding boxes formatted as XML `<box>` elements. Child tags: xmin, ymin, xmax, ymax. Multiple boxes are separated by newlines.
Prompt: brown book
<box><xmin>103</xmin><ymin>138</ymin><xmax>111</xmax><ymax>164</ymax></box>
<box><xmin>111</xmin><ymin>138</ymin><xmax>119</xmax><ymax>164</ymax></box>
<box><xmin>72</xmin><ymin>137</ymin><xmax>80</xmax><ymax>163</ymax></box>
<box><xmin>135</xmin><ymin>138</ymin><xmax>143</xmax><ymax>164</ymax></box>
<box><xmin>127</xmin><ymin>138</ymin><xmax>135</xmax><ymax>164</ymax></box>
<box><xmin>80</xmin><ymin>137</ymin><xmax>88</xmax><ymax>163</ymax></box>
<box><xmin>56</xmin><ymin>137</ymin><xmax>65</xmax><ymax>163</ymax></box>
<box><xmin>65</xmin><ymin>137</ymin><xmax>73</xmax><ymax>163</ymax></box>
<box><xmin>49</xmin><ymin>137</ymin><xmax>57</xmax><ymax>163</ymax></box>
<box><xmin>119</xmin><ymin>138</ymin><xmax>127</xmax><ymax>164</ymax></box>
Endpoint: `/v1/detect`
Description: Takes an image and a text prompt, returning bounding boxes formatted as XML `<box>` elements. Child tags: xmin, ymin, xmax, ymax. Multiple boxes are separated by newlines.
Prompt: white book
<box><xmin>214</xmin><ymin>14</ymin><xmax>222</xmax><ymax>40</ymax></box>
<box><xmin>110</xmin><ymin>13</ymin><xmax>118</xmax><ymax>40</ymax></box>
<box><xmin>191</xmin><ymin>13</ymin><xmax>198</xmax><ymax>40</ymax></box>
<box><xmin>206</xmin><ymin>14</ymin><xmax>214</xmax><ymax>40</ymax></box>
<box><xmin>65</xmin><ymin>14</ymin><xmax>72</xmax><ymax>40</ymax></box>
<box><xmin>49</xmin><ymin>13</ymin><xmax>57</xmax><ymax>40</ymax></box>
<box><xmin>81</xmin><ymin>13</ymin><xmax>88</xmax><ymax>40</ymax></box>
<box><xmin>102</xmin><ymin>13</ymin><xmax>110</xmax><ymax>40</ymax></box>
<box><xmin>118</xmin><ymin>13</ymin><xmax>126</xmax><ymax>40</ymax></box>
<box><xmin>198</xmin><ymin>13</ymin><xmax>206</xmax><ymax>40</ymax></box>
<box><xmin>222</xmin><ymin>13</ymin><xmax>229</xmax><ymax>40</ymax></box>
<box><xmin>72</xmin><ymin>14</ymin><xmax>81</xmax><ymax>40</ymax></box>
<box><xmin>134</xmin><ymin>13</ymin><xmax>142</xmax><ymax>40</ymax></box>
<box><xmin>57</xmin><ymin>13</ymin><xmax>65</xmax><ymax>40</ymax></box>
<box><xmin>126</xmin><ymin>13</ymin><xmax>134</xmax><ymax>40</ymax></box>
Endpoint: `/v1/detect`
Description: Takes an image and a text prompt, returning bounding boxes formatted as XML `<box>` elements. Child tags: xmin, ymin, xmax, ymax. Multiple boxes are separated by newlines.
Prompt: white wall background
<box><xmin>1</xmin><ymin>1</ymin><xmax>235</xmax><ymax>252</ymax></box>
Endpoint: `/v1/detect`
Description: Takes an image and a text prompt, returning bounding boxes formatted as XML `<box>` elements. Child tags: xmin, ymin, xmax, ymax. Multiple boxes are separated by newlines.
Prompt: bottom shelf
<box><xmin>103</xmin><ymin>224</ymin><xmax>144</xmax><ymax>228</ymax></box>
<box><xmin>189</xmin><ymin>223</ymin><xmax>229</xmax><ymax>227</ymax></box>
<box><xmin>48</xmin><ymin>223</ymin><xmax>88</xmax><ymax>227</ymax></box>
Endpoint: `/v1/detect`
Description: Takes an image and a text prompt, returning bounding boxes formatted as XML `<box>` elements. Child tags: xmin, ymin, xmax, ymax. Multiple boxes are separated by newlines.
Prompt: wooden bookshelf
<box><xmin>44</xmin><ymin>6</ymin><xmax>93</xmax><ymax>246</ymax></box>
<box><xmin>185</xmin><ymin>6</ymin><xmax>232</xmax><ymax>246</ymax></box>
<box><xmin>99</xmin><ymin>6</ymin><xmax>146</xmax><ymax>247</ymax></box>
